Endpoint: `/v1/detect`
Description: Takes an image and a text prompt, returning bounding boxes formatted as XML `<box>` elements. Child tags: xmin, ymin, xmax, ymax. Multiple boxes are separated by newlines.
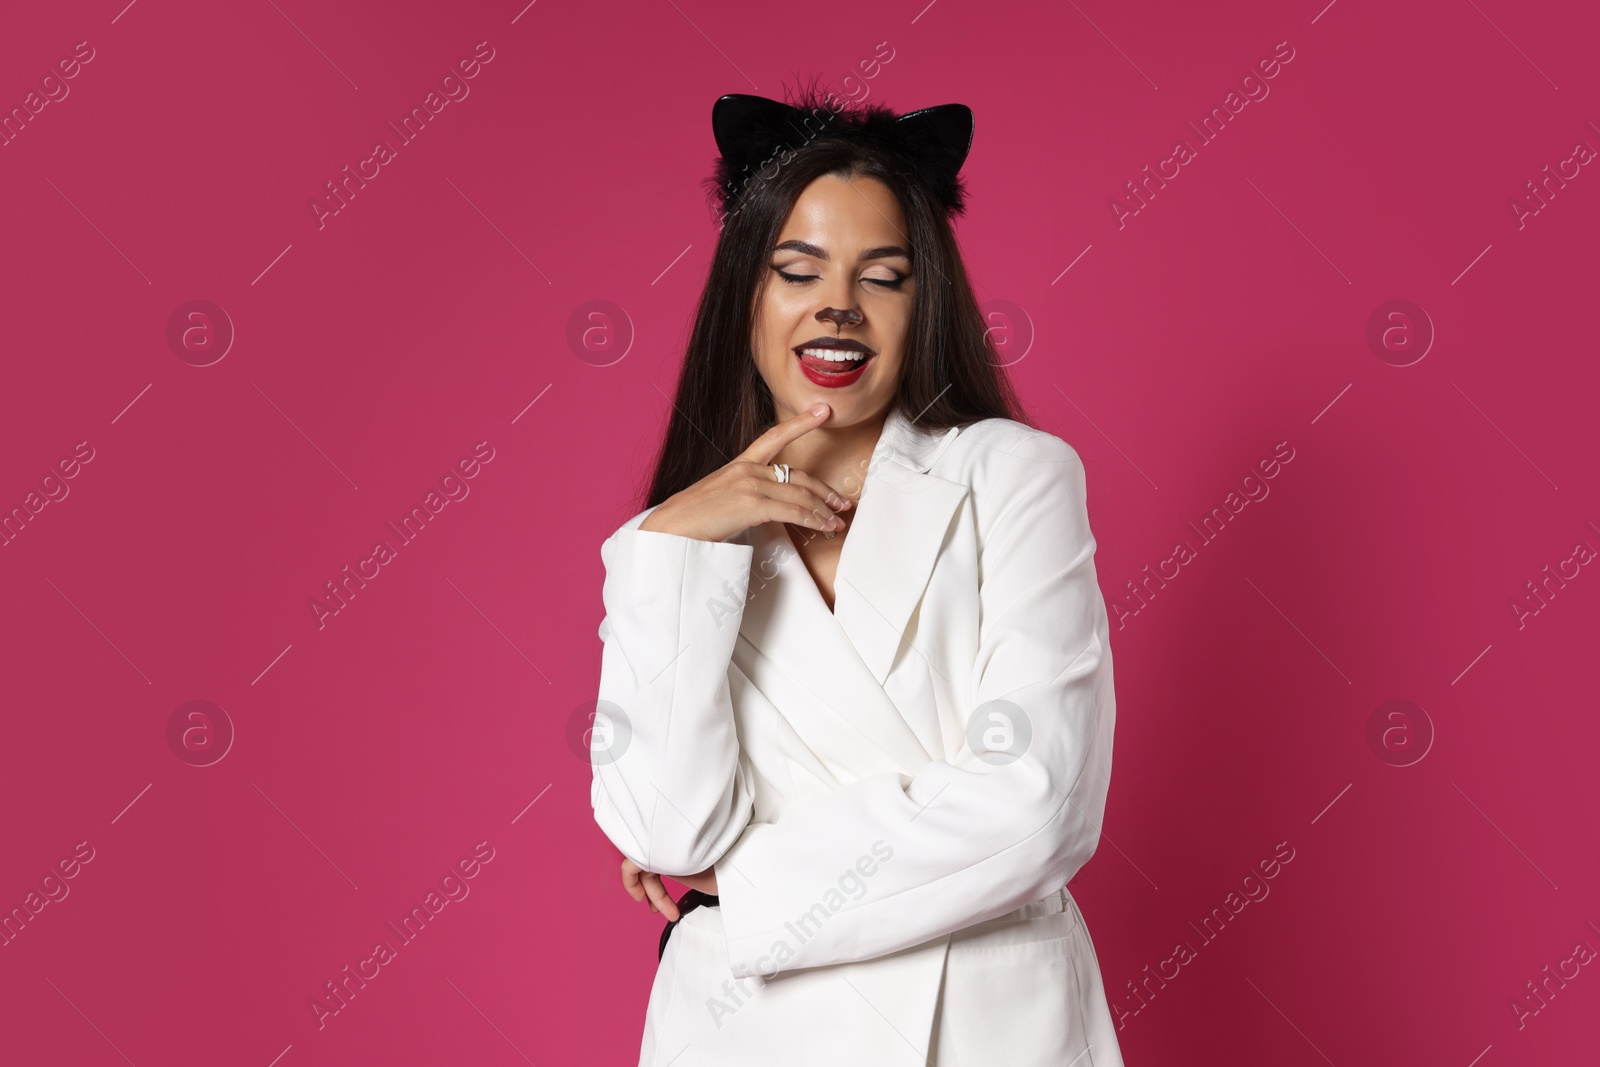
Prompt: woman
<box><xmin>589</xmin><ymin>86</ymin><xmax>1123</xmax><ymax>1066</ymax></box>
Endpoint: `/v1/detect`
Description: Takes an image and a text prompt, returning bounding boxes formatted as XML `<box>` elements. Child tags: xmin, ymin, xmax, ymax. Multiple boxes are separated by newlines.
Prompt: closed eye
<box><xmin>775</xmin><ymin>268</ymin><xmax>908</xmax><ymax>290</ymax></box>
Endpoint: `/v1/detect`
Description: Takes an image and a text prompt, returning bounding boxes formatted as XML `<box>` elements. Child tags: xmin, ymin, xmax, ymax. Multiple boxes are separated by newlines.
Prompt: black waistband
<box><xmin>658</xmin><ymin>889</ymin><xmax>720</xmax><ymax>961</ymax></box>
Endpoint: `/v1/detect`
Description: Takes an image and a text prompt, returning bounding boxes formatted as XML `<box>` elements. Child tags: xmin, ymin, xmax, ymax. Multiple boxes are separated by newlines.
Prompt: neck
<box><xmin>771</xmin><ymin>409</ymin><xmax>887</xmax><ymax>503</ymax></box>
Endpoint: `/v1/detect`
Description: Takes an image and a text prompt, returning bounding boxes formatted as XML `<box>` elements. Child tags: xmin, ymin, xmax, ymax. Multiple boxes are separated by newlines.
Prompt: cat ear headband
<box><xmin>709</xmin><ymin>92</ymin><xmax>975</xmax><ymax>218</ymax></box>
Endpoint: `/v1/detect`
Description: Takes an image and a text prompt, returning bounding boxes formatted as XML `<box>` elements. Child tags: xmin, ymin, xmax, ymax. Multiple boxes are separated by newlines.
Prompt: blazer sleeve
<box><xmin>713</xmin><ymin>432</ymin><xmax>1117</xmax><ymax>977</ymax></box>
<box><xmin>588</xmin><ymin>512</ymin><xmax>758</xmax><ymax>877</ymax></box>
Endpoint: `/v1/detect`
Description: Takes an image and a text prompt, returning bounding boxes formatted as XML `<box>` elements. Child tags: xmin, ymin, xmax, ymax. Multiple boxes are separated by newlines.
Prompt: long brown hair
<box><xmin>642</xmin><ymin>84</ymin><xmax>1030</xmax><ymax>511</ymax></box>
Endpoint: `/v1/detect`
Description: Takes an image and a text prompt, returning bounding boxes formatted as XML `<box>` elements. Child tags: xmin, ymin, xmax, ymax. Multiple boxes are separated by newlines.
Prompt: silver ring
<box><xmin>771</xmin><ymin>463</ymin><xmax>791</xmax><ymax>484</ymax></box>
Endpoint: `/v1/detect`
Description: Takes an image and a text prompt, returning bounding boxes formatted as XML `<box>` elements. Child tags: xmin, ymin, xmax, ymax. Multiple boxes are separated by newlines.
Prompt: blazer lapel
<box><xmin>732</xmin><ymin>402</ymin><xmax>967</xmax><ymax>779</ymax></box>
<box><xmin>834</xmin><ymin>409</ymin><xmax>968</xmax><ymax>687</ymax></box>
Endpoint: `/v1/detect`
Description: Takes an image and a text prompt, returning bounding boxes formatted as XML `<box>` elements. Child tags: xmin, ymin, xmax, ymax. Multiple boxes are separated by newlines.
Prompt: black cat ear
<box><xmin>892</xmin><ymin>103</ymin><xmax>974</xmax><ymax>215</ymax></box>
<box><xmin>893</xmin><ymin>103</ymin><xmax>974</xmax><ymax>183</ymax></box>
<box><xmin>712</xmin><ymin>94</ymin><xmax>806</xmax><ymax>172</ymax></box>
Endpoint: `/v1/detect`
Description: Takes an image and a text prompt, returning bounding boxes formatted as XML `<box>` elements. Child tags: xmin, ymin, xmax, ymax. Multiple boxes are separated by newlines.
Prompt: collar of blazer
<box><xmin>736</xmin><ymin>401</ymin><xmax>969</xmax><ymax>763</ymax></box>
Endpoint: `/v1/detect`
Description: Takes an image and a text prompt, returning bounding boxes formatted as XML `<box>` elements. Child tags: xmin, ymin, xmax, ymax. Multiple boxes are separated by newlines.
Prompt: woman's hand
<box><xmin>639</xmin><ymin>404</ymin><xmax>853</xmax><ymax>543</ymax></box>
<box><xmin>620</xmin><ymin>857</ymin><xmax>718</xmax><ymax>922</ymax></box>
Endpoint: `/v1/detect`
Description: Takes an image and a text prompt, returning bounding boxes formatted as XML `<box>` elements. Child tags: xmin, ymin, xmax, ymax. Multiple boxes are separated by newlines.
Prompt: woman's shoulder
<box><xmin>935</xmin><ymin>416</ymin><xmax>1086</xmax><ymax>488</ymax></box>
<box><xmin>936</xmin><ymin>418</ymin><xmax>1094</xmax><ymax>543</ymax></box>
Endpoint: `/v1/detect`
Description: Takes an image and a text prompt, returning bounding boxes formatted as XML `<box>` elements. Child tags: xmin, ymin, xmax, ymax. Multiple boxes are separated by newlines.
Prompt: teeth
<box><xmin>799</xmin><ymin>348</ymin><xmax>867</xmax><ymax>362</ymax></box>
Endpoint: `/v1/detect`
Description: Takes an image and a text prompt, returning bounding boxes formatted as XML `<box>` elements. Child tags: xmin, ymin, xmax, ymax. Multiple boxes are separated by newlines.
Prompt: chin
<box><xmin>804</xmin><ymin>393</ymin><xmax>891</xmax><ymax>426</ymax></box>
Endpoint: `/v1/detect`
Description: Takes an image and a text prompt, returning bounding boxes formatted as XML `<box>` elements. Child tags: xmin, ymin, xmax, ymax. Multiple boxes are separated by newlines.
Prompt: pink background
<box><xmin>2</xmin><ymin>0</ymin><xmax>1597</xmax><ymax>1063</ymax></box>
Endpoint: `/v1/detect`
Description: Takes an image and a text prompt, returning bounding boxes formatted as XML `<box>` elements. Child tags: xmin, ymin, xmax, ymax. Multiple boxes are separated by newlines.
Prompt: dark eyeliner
<box><xmin>773</xmin><ymin>267</ymin><xmax>908</xmax><ymax>289</ymax></box>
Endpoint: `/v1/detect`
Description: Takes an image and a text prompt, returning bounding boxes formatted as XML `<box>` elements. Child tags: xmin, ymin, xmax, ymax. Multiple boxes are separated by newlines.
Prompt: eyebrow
<box><xmin>772</xmin><ymin>240</ymin><xmax>911</xmax><ymax>262</ymax></box>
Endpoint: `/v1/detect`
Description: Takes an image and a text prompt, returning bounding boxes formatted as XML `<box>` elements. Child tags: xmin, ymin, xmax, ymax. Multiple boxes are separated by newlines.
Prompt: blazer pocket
<box><xmin>937</xmin><ymin>911</ymin><xmax>1095</xmax><ymax>1065</ymax></box>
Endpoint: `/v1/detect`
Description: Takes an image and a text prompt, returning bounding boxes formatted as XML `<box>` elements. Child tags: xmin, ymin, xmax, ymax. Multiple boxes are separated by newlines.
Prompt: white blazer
<box><xmin>590</xmin><ymin>400</ymin><xmax>1123</xmax><ymax>1066</ymax></box>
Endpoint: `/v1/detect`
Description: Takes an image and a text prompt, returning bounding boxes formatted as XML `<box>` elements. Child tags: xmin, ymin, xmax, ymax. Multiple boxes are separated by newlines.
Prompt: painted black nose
<box><xmin>816</xmin><ymin>306</ymin><xmax>862</xmax><ymax>328</ymax></box>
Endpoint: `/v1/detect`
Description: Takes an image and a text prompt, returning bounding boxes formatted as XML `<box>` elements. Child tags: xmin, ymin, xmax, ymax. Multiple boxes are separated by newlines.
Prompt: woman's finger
<box><xmin>789</xmin><ymin>467</ymin><xmax>855</xmax><ymax>512</ymax></box>
<box><xmin>737</xmin><ymin>404</ymin><xmax>831</xmax><ymax>467</ymax></box>
<box><xmin>752</xmin><ymin>480</ymin><xmax>846</xmax><ymax>532</ymax></box>
<box><xmin>642</xmin><ymin>872</ymin><xmax>680</xmax><ymax>921</ymax></box>
<box><xmin>619</xmin><ymin>858</ymin><xmax>647</xmax><ymax>903</ymax></box>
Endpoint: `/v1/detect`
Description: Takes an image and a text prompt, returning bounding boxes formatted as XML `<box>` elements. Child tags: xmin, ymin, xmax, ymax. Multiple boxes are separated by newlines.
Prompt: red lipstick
<box><xmin>793</xmin><ymin>339</ymin><xmax>875</xmax><ymax>389</ymax></box>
